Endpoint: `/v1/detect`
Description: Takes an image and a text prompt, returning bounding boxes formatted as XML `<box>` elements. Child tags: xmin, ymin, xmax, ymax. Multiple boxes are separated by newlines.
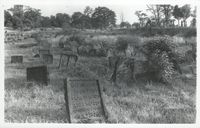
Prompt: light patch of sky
<box><xmin>4</xmin><ymin>3</ymin><xmax>195</xmax><ymax>25</ymax></box>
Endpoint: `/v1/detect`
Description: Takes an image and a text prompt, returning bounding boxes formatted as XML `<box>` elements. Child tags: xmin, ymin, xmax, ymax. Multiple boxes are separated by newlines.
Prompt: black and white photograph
<box><xmin>2</xmin><ymin>0</ymin><xmax>199</xmax><ymax>125</ymax></box>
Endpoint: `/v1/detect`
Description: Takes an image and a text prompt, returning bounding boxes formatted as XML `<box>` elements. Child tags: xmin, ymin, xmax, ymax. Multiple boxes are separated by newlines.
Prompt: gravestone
<box><xmin>11</xmin><ymin>56</ymin><xmax>23</xmax><ymax>63</ymax></box>
<box><xmin>27</xmin><ymin>66</ymin><xmax>48</xmax><ymax>85</ymax></box>
<box><xmin>39</xmin><ymin>49</ymin><xmax>50</xmax><ymax>56</ymax></box>
<box><xmin>42</xmin><ymin>54</ymin><xmax>53</xmax><ymax>64</ymax></box>
<box><xmin>64</xmin><ymin>78</ymin><xmax>105</xmax><ymax>123</ymax></box>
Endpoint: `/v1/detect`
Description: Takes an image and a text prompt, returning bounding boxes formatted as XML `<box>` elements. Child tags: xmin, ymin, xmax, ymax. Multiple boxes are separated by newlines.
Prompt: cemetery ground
<box><xmin>4</xmin><ymin>28</ymin><xmax>196</xmax><ymax>123</ymax></box>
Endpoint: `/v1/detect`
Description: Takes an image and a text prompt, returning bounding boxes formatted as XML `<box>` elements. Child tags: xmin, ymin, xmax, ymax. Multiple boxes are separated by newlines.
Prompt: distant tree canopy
<box><xmin>56</xmin><ymin>13</ymin><xmax>71</xmax><ymax>27</ymax></box>
<box><xmin>4</xmin><ymin>4</ymin><xmax>195</xmax><ymax>30</ymax></box>
<box><xmin>134</xmin><ymin>4</ymin><xmax>194</xmax><ymax>28</ymax></box>
<box><xmin>120</xmin><ymin>21</ymin><xmax>131</xmax><ymax>28</ymax></box>
<box><xmin>91</xmin><ymin>7</ymin><xmax>116</xmax><ymax>29</ymax></box>
<box><xmin>173</xmin><ymin>5</ymin><xmax>183</xmax><ymax>26</ymax></box>
<box><xmin>4</xmin><ymin>10</ymin><xmax>13</xmax><ymax>27</ymax></box>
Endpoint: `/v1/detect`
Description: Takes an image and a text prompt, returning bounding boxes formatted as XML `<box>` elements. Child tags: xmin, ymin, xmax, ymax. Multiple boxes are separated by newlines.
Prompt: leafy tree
<box><xmin>173</xmin><ymin>5</ymin><xmax>183</xmax><ymax>26</ymax></box>
<box><xmin>120</xmin><ymin>21</ymin><xmax>131</xmax><ymax>28</ymax></box>
<box><xmin>4</xmin><ymin>10</ymin><xmax>13</xmax><ymax>27</ymax></box>
<box><xmin>143</xmin><ymin>36</ymin><xmax>182</xmax><ymax>83</ymax></box>
<box><xmin>8</xmin><ymin>5</ymin><xmax>24</xmax><ymax>30</ymax></box>
<box><xmin>91</xmin><ymin>7</ymin><xmax>116</xmax><ymax>29</ymax></box>
<box><xmin>160</xmin><ymin>5</ymin><xmax>173</xmax><ymax>27</ymax></box>
<box><xmin>12</xmin><ymin>15</ymin><xmax>23</xmax><ymax>29</ymax></box>
<box><xmin>147</xmin><ymin>5</ymin><xmax>163</xmax><ymax>27</ymax></box>
<box><xmin>190</xmin><ymin>6</ymin><xmax>196</xmax><ymax>27</ymax></box>
<box><xmin>40</xmin><ymin>16</ymin><xmax>52</xmax><ymax>27</ymax></box>
<box><xmin>50</xmin><ymin>15</ymin><xmax>58</xmax><ymax>27</ymax></box>
<box><xmin>55</xmin><ymin>13</ymin><xmax>71</xmax><ymax>27</ymax></box>
<box><xmin>135</xmin><ymin>10</ymin><xmax>147</xmax><ymax>27</ymax></box>
<box><xmin>84</xmin><ymin>6</ymin><xmax>93</xmax><ymax>17</ymax></box>
<box><xmin>132</xmin><ymin>22</ymin><xmax>140</xmax><ymax>29</ymax></box>
<box><xmin>81</xmin><ymin>15</ymin><xmax>92</xmax><ymax>29</ymax></box>
<box><xmin>24</xmin><ymin>7</ymin><xmax>41</xmax><ymax>28</ymax></box>
<box><xmin>71</xmin><ymin>12</ymin><xmax>84</xmax><ymax>29</ymax></box>
<box><xmin>181</xmin><ymin>4</ymin><xmax>191</xmax><ymax>27</ymax></box>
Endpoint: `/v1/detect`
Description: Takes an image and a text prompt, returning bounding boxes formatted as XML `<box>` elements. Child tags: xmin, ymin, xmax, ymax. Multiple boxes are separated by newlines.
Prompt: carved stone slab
<box><xmin>27</xmin><ymin>66</ymin><xmax>48</xmax><ymax>85</ymax></box>
<box><xmin>11</xmin><ymin>56</ymin><xmax>23</xmax><ymax>63</ymax></box>
<box><xmin>64</xmin><ymin>78</ymin><xmax>105</xmax><ymax>123</ymax></box>
<box><xmin>41</xmin><ymin>54</ymin><xmax>53</xmax><ymax>64</ymax></box>
<box><xmin>39</xmin><ymin>49</ymin><xmax>50</xmax><ymax>56</ymax></box>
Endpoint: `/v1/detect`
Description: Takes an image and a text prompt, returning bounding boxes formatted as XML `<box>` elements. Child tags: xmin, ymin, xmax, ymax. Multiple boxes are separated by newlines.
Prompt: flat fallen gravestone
<box><xmin>64</xmin><ymin>78</ymin><xmax>105</xmax><ymax>123</ymax></box>
<box><xmin>11</xmin><ymin>56</ymin><xmax>23</xmax><ymax>63</ymax></box>
<box><xmin>42</xmin><ymin>54</ymin><xmax>53</xmax><ymax>64</ymax></box>
<box><xmin>27</xmin><ymin>66</ymin><xmax>48</xmax><ymax>85</ymax></box>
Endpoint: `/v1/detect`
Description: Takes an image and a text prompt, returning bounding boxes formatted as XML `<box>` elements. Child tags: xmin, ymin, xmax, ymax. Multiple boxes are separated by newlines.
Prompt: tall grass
<box><xmin>4</xmin><ymin>29</ymin><xmax>196</xmax><ymax>123</ymax></box>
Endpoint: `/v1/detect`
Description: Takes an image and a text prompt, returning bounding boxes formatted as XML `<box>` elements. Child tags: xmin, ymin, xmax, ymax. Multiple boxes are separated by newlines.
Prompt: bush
<box><xmin>143</xmin><ymin>36</ymin><xmax>180</xmax><ymax>84</ymax></box>
<box><xmin>183</xmin><ymin>28</ymin><xmax>197</xmax><ymax>38</ymax></box>
<box><xmin>116</xmin><ymin>27</ymin><xmax>197</xmax><ymax>37</ymax></box>
<box><xmin>116</xmin><ymin>36</ymin><xmax>141</xmax><ymax>54</ymax></box>
<box><xmin>68</xmin><ymin>34</ymin><xmax>85</xmax><ymax>45</ymax></box>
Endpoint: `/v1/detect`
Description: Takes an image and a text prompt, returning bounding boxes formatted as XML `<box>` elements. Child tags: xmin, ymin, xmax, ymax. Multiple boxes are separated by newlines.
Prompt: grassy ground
<box><xmin>4</xmin><ymin>32</ymin><xmax>196</xmax><ymax>123</ymax></box>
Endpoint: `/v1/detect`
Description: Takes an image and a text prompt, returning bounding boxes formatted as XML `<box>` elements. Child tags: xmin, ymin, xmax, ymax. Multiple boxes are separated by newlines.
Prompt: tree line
<box><xmin>4</xmin><ymin>4</ymin><xmax>196</xmax><ymax>30</ymax></box>
<box><xmin>4</xmin><ymin>5</ymin><xmax>116</xmax><ymax>30</ymax></box>
<box><xmin>131</xmin><ymin>4</ymin><xmax>196</xmax><ymax>29</ymax></box>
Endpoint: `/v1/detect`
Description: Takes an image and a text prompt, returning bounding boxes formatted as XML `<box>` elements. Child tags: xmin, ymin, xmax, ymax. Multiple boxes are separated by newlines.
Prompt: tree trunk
<box><xmin>178</xmin><ymin>19</ymin><xmax>180</xmax><ymax>27</ymax></box>
<box><xmin>110</xmin><ymin>57</ymin><xmax>120</xmax><ymax>83</ymax></box>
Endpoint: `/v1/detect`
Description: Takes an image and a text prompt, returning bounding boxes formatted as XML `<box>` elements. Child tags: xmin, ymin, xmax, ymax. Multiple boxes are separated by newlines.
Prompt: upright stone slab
<box><xmin>11</xmin><ymin>56</ymin><xmax>23</xmax><ymax>63</ymax></box>
<box><xmin>42</xmin><ymin>54</ymin><xmax>53</xmax><ymax>64</ymax></box>
<box><xmin>27</xmin><ymin>66</ymin><xmax>48</xmax><ymax>85</ymax></box>
<box><xmin>39</xmin><ymin>49</ymin><xmax>50</xmax><ymax>56</ymax></box>
<box><xmin>64</xmin><ymin>78</ymin><xmax>105</xmax><ymax>123</ymax></box>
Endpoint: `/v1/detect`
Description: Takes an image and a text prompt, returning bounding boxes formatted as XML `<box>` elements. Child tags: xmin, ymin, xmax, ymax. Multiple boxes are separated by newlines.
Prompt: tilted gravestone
<box><xmin>64</xmin><ymin>78</ymin><xmax>105</xmax><ymax>123</ymax></box>
<box><xmin>11</xmin><ymin>56</ymin><xmax>23</xmax><ymax>63</ymax></box>
<box><xmin>41</xmin><ymin>54</ymin><xmax>53</xmax><ymax>64</ymax></box>
<box><xmin>27</xmin><ymin>66</ymin><xmax>48</xmax><ymax>85</ymax></box>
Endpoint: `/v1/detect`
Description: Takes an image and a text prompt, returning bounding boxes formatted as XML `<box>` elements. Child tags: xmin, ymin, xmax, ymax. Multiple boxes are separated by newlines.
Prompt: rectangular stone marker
<box><xmin>41</xmin><ymin>54</ymin><xmax>53</xmax><ymax>64</ymax></box>
<box><xmin>39</xmin><ymin>49</ymin><xmax>50</xmax><ymax>55</ymax></box>
<box><xmin>11</xmin><ymin>56</ymin><xmax>23</xmax><ymax>63</ymax></box>
<box><xmin>64</xmin><ymin>78</ymin><xmax>105</xmax><ymax>123</ymax></box>
<box><xmin>27</xmin><ymin>66</ymin><xmax>48</xmax><ymax>85</ymax></box>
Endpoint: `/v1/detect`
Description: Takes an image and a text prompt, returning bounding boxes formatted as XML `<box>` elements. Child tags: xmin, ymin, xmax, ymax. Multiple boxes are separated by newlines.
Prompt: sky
<box><xmin>3</xmin><ymin>0</ymin><xmax>196</xmax><ymax>25</ymax></box>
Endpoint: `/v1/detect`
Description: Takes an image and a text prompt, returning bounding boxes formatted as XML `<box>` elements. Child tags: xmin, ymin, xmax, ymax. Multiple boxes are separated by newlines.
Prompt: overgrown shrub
<box><xmin>143</xmin><ymin>36</ymin><xmax>180</xmax><ymax>84</ymax></box>
<box><xmin>68</xmin><ymin>34</ymin><xmax>85</xmax><ymax>45</ymax></box>
<box><xmin>183</xmin><ymin>28</ymin><xmax>197</xmax><ymax>38</ymax></box>
<box><xmin>116</xmin><ymin>36</ymin><xmax>141</xmax><ymax>54</ymax></box>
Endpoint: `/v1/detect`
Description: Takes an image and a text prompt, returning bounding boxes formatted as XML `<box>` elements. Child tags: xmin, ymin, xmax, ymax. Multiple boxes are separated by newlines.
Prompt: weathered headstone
<box><xmin>39</xmin><ymin>49</ymin><xmax>50</xmax><ymax>56</ymax></box>
<box><xmin>42</xmin><ymin>54</ymin><xmax>53</xmax><ymax>64</ymax></box>
<box><xmin>58</xmin><ymin>52</ymin><xmax>78</xmax><ymax>69</ymax></box>
<box><xmin>11</xmin><ymin>56</ymin><xmax>23</xmax><ymax>63</ymax></box>
<box><xmin>27</xmin><ymin>66</ymin><xmax>48</xmax><ymax>85</ymax></box>
<box><xmin>64</xmin><ymin>78</ymin><xmax>105</xmax><ymax>123</ymax></box>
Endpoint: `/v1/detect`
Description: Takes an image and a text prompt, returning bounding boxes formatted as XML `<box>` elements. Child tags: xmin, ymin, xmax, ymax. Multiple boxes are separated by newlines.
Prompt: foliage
<box><xmin>172</xmin><ymin>5</ymin><xmax>183</xmax><ymax>26</ymax></box>
<box><xmin>4</xmin><ymin>10</ymin><xmax>13</xmax><ymax>27</ymax></box>
<box><xmin>84</xmin><ymin>6</ymin><xmax>93</xmax><ymax>17</ymax></box>
<box><xmin>40</xmin><ymin>16</ymin><xmax>52</xmax><ymax>27</ymax></box>
<box><xmin>160</xmin><ymin>5</ymin><xmax>174</xmax><ymax>27</ymax></box>
<box><xmin>12</xmin><ymin>15</ymin><xmax>23</xmax><ymax>29</ymax></box>
<box><xmin>143</xmin><ymin>36</ymin><xmax>180</xmax><ymax>83</ymax></box>
<box><xmin>91</xmin><ymin>7</ymin><xmax>116</xmax><ymax>29</ymax></box>
<box><xmin>55</xmin><ymin>13</ymin><xmax>71</xmax><ymax>27</ymax></box>
<box><xmin>115</xmin><ymin>36</ymin><xmax>140</xmax><ymax>55</ymax></box>
<box><xmin>120</xmin><ymin>22</ymin><xmax>131</xmax><ymax>28</ymax></box>
<box><xmin>23</xmin><ymin>7</ymin><xmax>41</xmax><ymax>28</ymax></box>
<box><xmin>181</xmin><ymin>4</ymin><xmax>191</xmax><ymax>27</ymax></box>
<box><xmin>134</xmin><ymin>11</ymin><xmax>147</xmax><ymax>27</ymax></box>
<box><xmin>146</xmin><ymin>5</ymin><xmax>163</xmax><ymax>27</ymax></box>
<box><xmin>68</xmin><ymin>34</ymin><xmax>85</xmax><ymax>46</ymax></box>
